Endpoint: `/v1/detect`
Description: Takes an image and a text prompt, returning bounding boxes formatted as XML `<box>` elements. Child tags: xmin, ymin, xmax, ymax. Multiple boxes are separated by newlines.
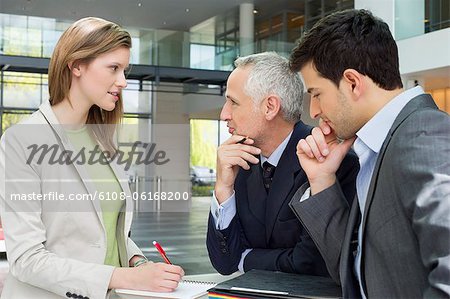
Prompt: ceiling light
<box><xmin>253</xmin><ymin>9</ymin><xmax>258</xmax><ymax>14</ymax></box>
<box><xmin>185</xmin><ymin>8</ymin><xmax>190</xmax><ymax>12</ymax></box>
<box><xmin>138</xmin><ymin>2</ymin><xmax>142</xmax><ymax>7</ymax></box>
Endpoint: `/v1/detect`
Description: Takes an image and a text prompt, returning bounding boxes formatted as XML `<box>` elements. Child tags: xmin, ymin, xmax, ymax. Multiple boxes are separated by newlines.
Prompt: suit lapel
<box><xmin>38</xmin><ymin>101</ymin><xmax>104</xmax><ymax>227</ymax></box>
<box><xmin>264</xmin><ymin>147</ymin><xmax>301</xmax><ymax>241</ymax></box>
<box><xmin>109</xmin><ymin>158</ymin><xmax>134</xmax><ymax>232</ymax></box>
<box><xmin>361</xmin><ymin>94</ymin><xmax>437</xmax><ymax>227</ymax></box>
<box><xmin>264</xmin><ymin>121</ymin><xmax>310</xmax><ymax>242</ymax></box>
<box><xmin>246</xmin><ymin>163</ymin><xmax>267</xmax><ymax>225</ymax></box>
<box><xmin>359</xmin><ymin>94</ymin><xmax>437</xmax><ymax>288</ymax></box>
<box><xmin>340</xmin><ymin>197</ymin><xmax>363</xmax><ymax>298</ymax></box>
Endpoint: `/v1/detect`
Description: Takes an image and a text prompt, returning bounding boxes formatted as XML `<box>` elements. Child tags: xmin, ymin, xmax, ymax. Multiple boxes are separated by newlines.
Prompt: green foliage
<box><xmin>1</xmin><ymin>112</ymin><xmax>31</xmax><ymax>134</ymax></box>
<box><xmin>2</xmin><ymin>72</ymin><xmax>45</xmax><ymax>109</ymax></box>
<box><xmin>190</xmin><ymin>119</ymin><xmax>217</xmax><ymax>169</ymax></box>
<box><xmin>192</xmin><ymin>185</ymin><xmax>214</xmax><ymax>197</ymax></box>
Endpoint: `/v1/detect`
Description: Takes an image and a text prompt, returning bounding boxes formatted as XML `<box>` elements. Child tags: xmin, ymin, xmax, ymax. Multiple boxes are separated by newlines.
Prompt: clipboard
<box><xmin>208</xmin><ymin>270</ymin><xmax>341</xmax><ymax>298</ymax></box>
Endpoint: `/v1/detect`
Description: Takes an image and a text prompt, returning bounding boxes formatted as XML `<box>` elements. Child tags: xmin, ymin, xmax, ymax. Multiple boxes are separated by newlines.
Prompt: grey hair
<box><xmin>234</xmin><ymin>51</ymin><xmax>304</xmax><ymax>123</ymax></box>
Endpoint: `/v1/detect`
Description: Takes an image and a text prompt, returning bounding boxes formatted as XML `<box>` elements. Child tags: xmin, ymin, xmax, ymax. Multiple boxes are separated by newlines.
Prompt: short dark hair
<box><xmin>290</xmin><ymin>9</ymin><xmax>403</xmax><ymax>90</ymax></box>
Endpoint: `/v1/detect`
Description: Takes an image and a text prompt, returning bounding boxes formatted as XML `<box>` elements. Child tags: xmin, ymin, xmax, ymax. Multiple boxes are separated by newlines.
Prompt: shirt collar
<box><xmin>260</xmin><ymin>131</ymin><xmax>293</xmax><ymax>167</ymax></box>
<box><xmin>356</xmin><ymin>86</ymin><xmax>424</xmax><ymax>154</ymax></box>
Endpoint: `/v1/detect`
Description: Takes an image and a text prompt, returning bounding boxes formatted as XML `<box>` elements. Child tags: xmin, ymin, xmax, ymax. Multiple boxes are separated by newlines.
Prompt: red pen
<box><xmin>153</xmin><ymin>240</ymin><xmax>172</xmax><ymax>264</ymax></box>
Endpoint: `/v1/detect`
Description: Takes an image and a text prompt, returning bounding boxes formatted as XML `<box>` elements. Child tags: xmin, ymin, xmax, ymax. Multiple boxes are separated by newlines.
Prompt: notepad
<box><xmin>115</xmin><ymin>280</ymin><xmax>217</xmax><ymax>299</ymax></box>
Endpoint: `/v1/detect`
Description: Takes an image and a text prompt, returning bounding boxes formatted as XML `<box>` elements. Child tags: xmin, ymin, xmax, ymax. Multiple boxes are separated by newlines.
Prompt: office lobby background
<box><xmin>0</xmin><ymin>0</ymin><xmax>449</xmax><ymax>290</ymax></box>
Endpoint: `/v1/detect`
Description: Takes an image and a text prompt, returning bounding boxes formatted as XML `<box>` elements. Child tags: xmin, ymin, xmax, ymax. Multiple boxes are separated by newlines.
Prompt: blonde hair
<box><xmin>48</xmin><ymin>17</ymin><xmax>132</xmax><ymax>155</ymax></box>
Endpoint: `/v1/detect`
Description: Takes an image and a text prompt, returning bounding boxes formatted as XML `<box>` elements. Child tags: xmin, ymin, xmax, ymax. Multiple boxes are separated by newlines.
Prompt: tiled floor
<box><xmin>0</xmin><ymin>196</ymin><xmax>217</xmax><ymax>293</ymax></box>
<box><xmin>130</xmin><ymin>196</ymin><xmax>216</xmax><ymax>274</ymax></box>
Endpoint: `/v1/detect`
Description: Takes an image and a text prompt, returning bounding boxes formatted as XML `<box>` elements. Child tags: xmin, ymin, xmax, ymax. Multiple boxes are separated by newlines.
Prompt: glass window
<box><xmin>190</xmin><ymin>44</ymin><xmax>215</xmax><ymax>70</ymax></box>
<box><xmin>130</xmin><ymin>36</ymin><xmax>140</xmax><ymax>64</ymax></box>
<box><xmin>117</xmin><ymin>117</ymin><xmax>152</xmax><ymax>177</ymax></box>
<box><xmin>219</xmin><ymin>120</ymin><xmax>230</xmax><ymax>145</ymax></box>
<box><xmin>118</xmin><ymin>117</ymin><xmax>140</xmax><ymax>144</ymax></box>
<box><xmin>287</xmin><ymin>13</ymin><xmax>304</xmax><ymax>43</ymax></box>
<box><xmin>42</xmin><ymin>21</ymin><xmax>63</xmax><ymax>58</ymax></box>
<box><xmin>0</xmin><ymin>16</ymin><xmax>4</xmax><ymax>54</ymax></box>
<box><xmin>122</xmin><ymin>80</ymin><xmax>152</xmax><ymax>114</ymax></box>
<box><xmin>1</xmin><ymin>110</ymin><xmax>33</xmax><ymax>133</ymax></box>
<box><xmin>41</xmin><ymin>79</ymin><xmax>49</xmax><ymax>104</ymax></box>
<box><xmin>3</xmin><ymin>72</ymin><xmax>44</xmax><ymax>109</ymax></box>
<box><xmin>3</xmin><ymin>15</ymin><xmax>42</xmax><ymax>56</ymax></box>
<box><xmin>425</xmin><ymin>0</ymin><xmax>450</xmax><ymax>32</ymax></box>
<box><xmin>190</xmin><ymin>119</ymin><xmax>218</xmax><ymax>169</ymax></box>
<box><xmin>395</xmin><ymin>0</ymin><xmax>425</xmax><ymax>39</ymax></box>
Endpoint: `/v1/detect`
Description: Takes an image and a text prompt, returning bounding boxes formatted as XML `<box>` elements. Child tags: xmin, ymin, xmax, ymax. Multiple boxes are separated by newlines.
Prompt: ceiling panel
<box><xmin>0</xmin><ymin>0</ymin><xmax>303</xmax><ymax>31</ymax></box>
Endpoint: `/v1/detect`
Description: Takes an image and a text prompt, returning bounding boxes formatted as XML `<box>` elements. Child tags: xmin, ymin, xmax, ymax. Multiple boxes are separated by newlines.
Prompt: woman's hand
<box><xmin>109</xmin><ymin>261</ymin><xmax>185</xmax><ymax>292</ymax></box>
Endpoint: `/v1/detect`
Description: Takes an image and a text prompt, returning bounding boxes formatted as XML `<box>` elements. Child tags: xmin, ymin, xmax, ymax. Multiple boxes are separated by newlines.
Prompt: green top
<box><xmin>66</xmin><ymin>126</ymin><xmax>124</xmax><ymax>267</ymax></box>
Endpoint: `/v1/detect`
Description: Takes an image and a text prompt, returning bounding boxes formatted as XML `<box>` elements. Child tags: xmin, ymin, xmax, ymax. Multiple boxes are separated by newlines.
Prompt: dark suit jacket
<box><xmin>290</xmin><ymin>94</ymin><xmax>450</xmax><ymax>298</ymax></box>
<box><xmin>207</xmin><ymin>121</ymin><xmax>359</xmax><ymax>275</ymax></box>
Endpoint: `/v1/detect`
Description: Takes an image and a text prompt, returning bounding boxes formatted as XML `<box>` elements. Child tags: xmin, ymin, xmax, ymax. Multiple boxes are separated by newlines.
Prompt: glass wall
<box><xmin>425</xmin><ymin>0</ymin><xmax>450</xmax><ymax>32</ymax></box>
<box><xmin>0</xmin><ymin>71</ymin><xmax>153</xmax><ymax>136</ymax></box>
<box><xmin>305</xmin><ymin>0</ymin><xmax>354</xmax><ymax>30</ymax></box>
<box><xmin>395</xmin><ymin>0</ymin><xmax>450</xmax><ymax>40</ymax></box>
<box><xmin>3</xmin><ymin>7</ymin><xmax>360</xmax><ymax>72</ymax></box>
<box><xmin>0</xmin><ymin>13</ymin><xmax>237</xmax><ymax>70</ymax></box>
<box><xmin>189</xmin><ymin>119</ymin><xmax>229</xmax><ymax>196</ymax></box>
<box><xmin>213</xmin><ymin>8</ymin><xmax>240</xmax><ymax>70</ymax></box>
<box><xmin>255</xmin><ymin>12</ymin><xmax>304</xmax><ymax>56</ymax></box>
<box><xmin>0</xmin><ymin>14</ymin><xmax>59</xmax><ymax>57</ymax></box>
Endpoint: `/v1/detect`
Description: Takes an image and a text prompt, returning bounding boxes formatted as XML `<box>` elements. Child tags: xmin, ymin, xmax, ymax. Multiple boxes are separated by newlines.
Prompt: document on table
<box><xmin>115</xmin><ymin>280</ymin><xmax>216</xmax><ymax>299</ymax></box>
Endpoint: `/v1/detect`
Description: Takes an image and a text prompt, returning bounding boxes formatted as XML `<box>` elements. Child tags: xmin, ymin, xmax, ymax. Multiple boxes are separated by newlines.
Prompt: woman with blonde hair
<box><xmin>0</xmin><ymin>17</ymin><xmax>184</xmax><ymax>299</ymax></box>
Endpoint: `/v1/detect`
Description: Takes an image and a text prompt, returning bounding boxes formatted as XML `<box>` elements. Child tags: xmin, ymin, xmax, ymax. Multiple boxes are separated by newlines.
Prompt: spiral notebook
<box><xmin>115</xmin><ymin>279</ymin><xmax>217</xmax><ymax>299</ymax></box>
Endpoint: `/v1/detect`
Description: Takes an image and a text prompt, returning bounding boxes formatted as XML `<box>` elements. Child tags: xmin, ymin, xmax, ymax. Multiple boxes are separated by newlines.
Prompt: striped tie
<box><xmin>262</xmin><ymin>161</ymin><xmax>276</xmax><ymax>192</ymax></box>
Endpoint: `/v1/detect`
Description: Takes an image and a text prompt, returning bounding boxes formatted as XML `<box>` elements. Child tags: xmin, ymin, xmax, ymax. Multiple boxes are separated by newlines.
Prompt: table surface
<box><xmin>112</xmin><ymin>272</ymin><xmax>242</xmax><ymax>299</ymax></box>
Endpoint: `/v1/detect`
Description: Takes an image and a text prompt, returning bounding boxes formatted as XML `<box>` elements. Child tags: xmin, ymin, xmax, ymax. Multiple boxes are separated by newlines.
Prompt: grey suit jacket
<box><xmin>290</xmin><ymin>94</ymin><xmax>450</xmax><ymax>298</ymax></box>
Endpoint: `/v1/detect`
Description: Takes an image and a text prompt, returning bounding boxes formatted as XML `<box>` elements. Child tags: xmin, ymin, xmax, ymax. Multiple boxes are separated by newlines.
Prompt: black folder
<box><xmin>208</xmin><ymin>269</ymin><xmax>341</xmax><ymax>298</ymax></box>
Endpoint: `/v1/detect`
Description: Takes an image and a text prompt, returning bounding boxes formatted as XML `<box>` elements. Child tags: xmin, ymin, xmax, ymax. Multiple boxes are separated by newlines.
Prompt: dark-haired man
<box><xmin>289</xmin><ymin>9</ymin><xmax>450</xmax><ymax>298</ymax></box>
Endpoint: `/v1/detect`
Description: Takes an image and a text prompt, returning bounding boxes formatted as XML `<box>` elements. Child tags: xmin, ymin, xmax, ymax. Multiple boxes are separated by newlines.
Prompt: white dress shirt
<box><xmin>353</xmin><ymin>86</ymin><xmax>424</xmax><ymax>298</ymax></box>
